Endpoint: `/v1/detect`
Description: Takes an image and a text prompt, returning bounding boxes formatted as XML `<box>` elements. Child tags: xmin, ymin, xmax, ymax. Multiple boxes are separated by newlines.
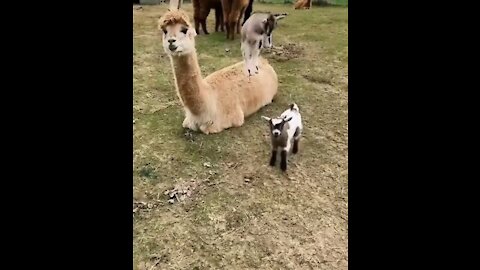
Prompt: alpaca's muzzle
<box><xmin>169</xmin><ymin>44</ymin><xmax>178</xmax><ymax>51</ymax></box>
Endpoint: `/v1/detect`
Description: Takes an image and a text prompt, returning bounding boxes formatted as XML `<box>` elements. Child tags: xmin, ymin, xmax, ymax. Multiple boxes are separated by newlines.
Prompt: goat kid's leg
<box><xmin>293</xmin><ymin>138</ymin><xmax>300</xmax><ymax>154</ymax></box>
<box><xmin>254</xmin><ymin>50</ymin><xmax>261</xmax><ymax>74</ymax></box>
<box><xmin>292</xmin><ymin>127</ymin><xmax>301</xmax><ymax>154</ymax></box>
<box><xmin>243</xmin><ymin>45</ymin><xmax>256</xmax><ymax>77</ymax></box>
<box><xmin>280</xmin><ymin>149</ymin><xmax>288</xmax><ymax>171</ymax></box>
<box><xmin>270</xmin><ymin>149</ymin><xmax>277</xmax><ymax>166</ymax></box>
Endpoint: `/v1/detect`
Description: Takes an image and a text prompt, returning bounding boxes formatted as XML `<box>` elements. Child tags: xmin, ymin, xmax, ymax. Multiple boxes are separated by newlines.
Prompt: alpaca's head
<box><xmin>158</xmin><ymin>10</ymin><xmax>197</xmax><ymax>56</ymax></box>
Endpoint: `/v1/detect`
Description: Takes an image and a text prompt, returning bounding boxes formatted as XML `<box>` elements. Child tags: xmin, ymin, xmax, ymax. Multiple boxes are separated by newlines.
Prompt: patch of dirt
<box><xmin>266</xmin><ymin>43</ymin><xmax>304</xmax><ymax>62</ymax></box>
<box><xmin>303</xmin><ymin>73</ymin><xmax>333</xmax><ymax>85</ymax></box>
<box><xmin>164</xmin><ymin>180</ymin><xmax>198</xmax><ymax>204</ymax></box>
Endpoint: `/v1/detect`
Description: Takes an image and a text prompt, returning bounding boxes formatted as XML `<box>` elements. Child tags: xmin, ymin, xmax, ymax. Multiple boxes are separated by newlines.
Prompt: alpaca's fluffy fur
<box><xmin>158</xmin><ymin>10</ymin><xmax>278</xmax><ymax>134</ymax></box>
<box><xmin>221</xmin><ymin>0</ymin><xmax>249</xmax><ymax>40</ymax></box>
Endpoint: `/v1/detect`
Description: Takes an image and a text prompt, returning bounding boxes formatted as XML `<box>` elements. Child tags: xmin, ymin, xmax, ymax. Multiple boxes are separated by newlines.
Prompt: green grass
<box><xmin>134</xmin><ymin>3</ymin><xmax>347</xmax><ymax>270</ymax></box>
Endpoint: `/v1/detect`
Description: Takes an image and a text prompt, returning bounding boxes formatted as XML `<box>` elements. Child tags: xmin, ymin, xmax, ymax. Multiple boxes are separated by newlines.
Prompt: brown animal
<box><xmin>294</xmin><ymin>0</ymin><xmax>312</xmax><ymax>9</ymax></box>
<box><xmin>221</xmin><ymin>0</ymin><xmax>249</xmax><ymax>40</ymax></box>
<box><xmin>242</xmin><ymin>0</ymin><xmax>254</xmax><ymax>25</ymax></box>
<box><xmin>158</xmin><ymin>9</ymin><xmax>278</xmax><ymax>134</ymax></box>
<box><xmin>192</xmin><ymin>0</ymin><xmax>224</xmax><ymax>35</ymax></box>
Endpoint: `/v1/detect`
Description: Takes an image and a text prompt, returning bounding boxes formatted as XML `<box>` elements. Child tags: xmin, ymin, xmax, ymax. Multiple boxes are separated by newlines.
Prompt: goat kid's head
<box><xmin>261</xmin><ymin>13</ymin><xmax>287</xmax><ymax>48</ymax></box>
<box><xmin>262</xmin><ymin>115</ymin><xmax>293</xmax><ymax>138</ymax></box>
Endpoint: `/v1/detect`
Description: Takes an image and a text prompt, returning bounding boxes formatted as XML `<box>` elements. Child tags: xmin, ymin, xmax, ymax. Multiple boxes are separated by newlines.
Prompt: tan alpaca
<box><xmin>158</xmin><ymin>9</ymin><xmax>278</xmax><ymax>134</ymax></box>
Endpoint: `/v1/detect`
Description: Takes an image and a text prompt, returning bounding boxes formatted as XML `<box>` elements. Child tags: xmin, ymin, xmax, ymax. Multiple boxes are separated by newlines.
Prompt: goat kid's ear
<box><xmin>262</xmin><ymin>18</ymin><xmax>268</xmax><ymax>24</ymax></box>
<box><xmin>261</xmin><ymin>116</ymin><xmax>271</xmax><ymax>122</ymax></box>
<box><xmin>274</xmin><ymin>15</ymin><xmax>287</xmax><ymax>20</ymax></box>
<box><xmin>284</xmin><ymin>117</ymin><xmax>293</xmax><ymax>122</ymax></box>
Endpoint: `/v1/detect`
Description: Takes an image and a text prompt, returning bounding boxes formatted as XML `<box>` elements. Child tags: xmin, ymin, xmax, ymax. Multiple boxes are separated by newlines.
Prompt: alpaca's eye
<box><xmin>181</xmin><ymin>27</ymin><xmax>188</xmax><ymax>35</ymax></box>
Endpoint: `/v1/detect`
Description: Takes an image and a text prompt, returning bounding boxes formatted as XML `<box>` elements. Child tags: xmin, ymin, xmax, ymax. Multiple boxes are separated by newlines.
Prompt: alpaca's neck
<box><xmin>170</xmin><ymin>52</ymin><xmax>207</xmax><ymax>116</ymax></box>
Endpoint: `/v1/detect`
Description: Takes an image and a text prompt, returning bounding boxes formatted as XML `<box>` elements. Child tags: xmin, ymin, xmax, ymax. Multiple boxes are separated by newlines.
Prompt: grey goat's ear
<box><xmin>261</xmin><ymin>116</ymin><xmax>271</xmax><ymax>122</ymax></box>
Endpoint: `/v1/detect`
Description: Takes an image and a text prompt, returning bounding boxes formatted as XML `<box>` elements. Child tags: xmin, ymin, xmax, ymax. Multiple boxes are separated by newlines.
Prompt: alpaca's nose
<box><xmin>168</xmin><ymin>39</ymin><xmax>176</xmax><ymax>44</ymax></box>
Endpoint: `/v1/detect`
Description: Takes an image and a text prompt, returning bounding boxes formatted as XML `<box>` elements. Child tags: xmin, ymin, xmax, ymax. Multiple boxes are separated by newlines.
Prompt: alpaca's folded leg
<box><xmin>231</xmin><ymin>109</ymin><xmax>245</xmax><ymax>127</ymax></box>
<box><xmin>182</xmin><ymin>115</ymin><xmax>198</xmax><ymax>131</ymax></box>
<box><xmin>199</xmin><ymin>121</ymin><xmax>222</xmax><ymax>134</ymax></box>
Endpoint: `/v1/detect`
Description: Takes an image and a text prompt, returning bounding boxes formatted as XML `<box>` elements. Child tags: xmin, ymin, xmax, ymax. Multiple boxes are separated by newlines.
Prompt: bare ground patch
<box><xmin>266</xmin><ymin>43</ymin><xmax>305</xmax><ymax>62</ymax></box>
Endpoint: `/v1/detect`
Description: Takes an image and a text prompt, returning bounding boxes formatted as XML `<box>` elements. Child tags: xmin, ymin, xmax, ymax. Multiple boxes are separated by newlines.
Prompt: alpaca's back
<box><xmin>205</xmin><ymin>57</ymin><xmax>278</xmax><ymax>117</ymax></box>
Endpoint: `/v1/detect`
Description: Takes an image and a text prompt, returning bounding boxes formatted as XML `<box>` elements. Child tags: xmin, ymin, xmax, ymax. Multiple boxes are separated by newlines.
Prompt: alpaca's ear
<box><xmin>261</xmin><ymin>116</ymin><xmax>271</xmax><ymax>122</ymax></box>
<box><xmin>187</xmin><ymin>27</ymin><xmax>197</xmax><ymax>38</ymax></box>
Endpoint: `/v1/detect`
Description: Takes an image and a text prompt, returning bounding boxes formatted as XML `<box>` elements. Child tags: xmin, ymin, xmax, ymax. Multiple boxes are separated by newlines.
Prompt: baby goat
<box><xmin>262</xmin><ymin>103</ymin><xmax>303</xmax><ymax>171</ymax></box>
<box><xmin>241</xmin><ymin>12</ymin><xmax>287</xmax><ymax>77</ymax></box>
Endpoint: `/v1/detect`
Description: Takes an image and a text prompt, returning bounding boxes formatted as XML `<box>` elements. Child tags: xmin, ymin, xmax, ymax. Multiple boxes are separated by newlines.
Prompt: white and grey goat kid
<box><xmin>241</xmin><ymin>12</ymin><xmax>287</xmax><ymax>77</ymax></box>
<box><xmin>262</xmin><ymin>103</ymin><xmax>303</xmax><ymax>171</ymax></box>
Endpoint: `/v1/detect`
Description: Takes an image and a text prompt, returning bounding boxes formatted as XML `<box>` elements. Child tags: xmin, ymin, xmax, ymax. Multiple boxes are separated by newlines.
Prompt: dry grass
<box><xmin>134</xmin><ymin>3</ymin><xmax>348</xmax><ymax>269</ymax></box>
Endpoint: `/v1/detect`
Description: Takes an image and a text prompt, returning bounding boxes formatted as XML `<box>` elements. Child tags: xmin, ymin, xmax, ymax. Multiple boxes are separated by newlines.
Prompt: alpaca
<box><xmin>242</xmin><ymin>0</ymin><xmax>254</xmax><ymax>26</ymax></box>
<box><xmin>158</xmin><ymin>9</ymin><xmax>278</xmax><ymax>134</ymax></box>
<box><xmin>294</xmin><ymin>0</ymin><xmax>312</xmax><ymax>9</ymax></box>
<box><xmin>241</xmin><ymin>12</ymin><xmax>287</xmax><ymax>76</ymax></box>
<box><xmin>221</xmin><ymin>0</ymin><xmax>249</xmax><ymax>40</ymax></box>
<box><xmin>262</xmin><ymin>103</ymin><xmax>303</xmax><ymax>171</ymax></box>
<box><xmin>192</xmin><ymin>0</ymin><xmax>224</xmax><ymax>34</ymax></box>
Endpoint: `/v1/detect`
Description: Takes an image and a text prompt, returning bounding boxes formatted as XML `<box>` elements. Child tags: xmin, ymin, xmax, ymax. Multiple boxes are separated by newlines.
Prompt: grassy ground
<box><xmin>133</xmin><ymin>3</ymin><xmax>347</xmax><ymax>269</ymax></box>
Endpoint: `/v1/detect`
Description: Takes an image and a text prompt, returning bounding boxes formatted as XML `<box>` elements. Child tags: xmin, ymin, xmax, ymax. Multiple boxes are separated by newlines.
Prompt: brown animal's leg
<box><xmin>200</xmin><ymin>7</ymin><xmax>210</xmax><ymax>35</ymax></box>
<box><xmin>221</xmin><ymin>0</ymin><xmax>230</xmax><ymax>39</ymax></box>
<box><xmin>225</xmin><ymin>21</ymin><xmax>230</xmax><ymax>39</ymax></box>
<box><xmin>237</xmin><ymin>7</ymin><xmax>246</xmax><ymax>34</ymax></box>
<box><xmin>194</xmin><ymin>17</ymin><xmax>200</xmax><ymax>35</ymax></box>
<box><xmin>236</xmin><ymin>18</ymin><xmax>241</xmax><ymax>34</ymax></box>
<box><xmin>215</xmin><ymin>8</ymin><xmax>223</xmax><ymax>32</ymax></box>
<box><xmin>220</xmin><ymin>11</ymin><xmax>224</xmax><ymax>31</ymax></box>
<box><xmin>215</xmin><ymin>10</ymin><xmax>219</xmax><ymax>32</ymax></box>
<box><xmin>229</xmin><ymin>21</ymin><xmax>236</xmax><ymax>40</ymax></box>
<box><xmin>201</xmin><ymin>19</ymin><xmax>209</xmax><ymax>35</ymax></box>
